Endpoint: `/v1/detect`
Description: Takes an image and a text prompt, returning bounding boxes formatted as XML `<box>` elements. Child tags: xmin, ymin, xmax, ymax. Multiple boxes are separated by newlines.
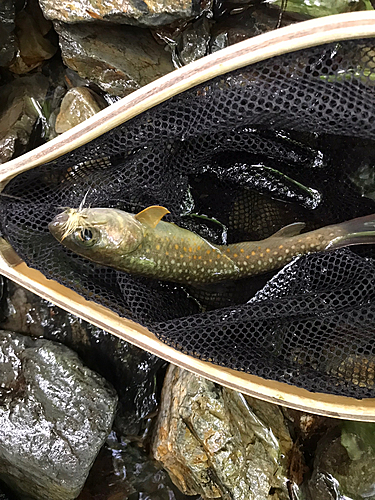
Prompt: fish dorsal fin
<box><xmin>272</xmin><ymin>222</ymin><xmax>306</xmax><ymax>238</ymax></box>
<box><xmin>135</xmin><ymin>206</ymin><xmax>170</xmax><ymax>228</ymax></box>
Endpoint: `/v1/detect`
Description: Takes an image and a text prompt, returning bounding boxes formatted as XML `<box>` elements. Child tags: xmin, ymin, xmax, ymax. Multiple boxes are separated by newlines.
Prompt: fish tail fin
<box><xmin>326</xmin><ymin>213</ymin><xmax>375</xmax><ymax>250</ymax></box>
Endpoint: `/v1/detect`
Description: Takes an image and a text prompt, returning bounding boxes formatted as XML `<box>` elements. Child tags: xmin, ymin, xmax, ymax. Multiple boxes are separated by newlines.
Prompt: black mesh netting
<box><xmin>2</xmin><ymin>38</ymin><xmax>375</xmax><ymax>397</ymax></box>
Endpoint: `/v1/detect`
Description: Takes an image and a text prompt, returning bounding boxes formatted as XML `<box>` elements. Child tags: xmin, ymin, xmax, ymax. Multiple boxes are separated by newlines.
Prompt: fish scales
<box><xmin>226</xmin><ymin>228</ymin><xmax>334</xmax><ymax>278</ymax></box>
<box><xmin>137</xmin><ymin>221</ymin><xmax>239</xmax><ymax>283</ymax></box>
<box><xmin>49</xmin><ymin>206</ymin><xmax>375</xmax><ymax>285</ymax></box>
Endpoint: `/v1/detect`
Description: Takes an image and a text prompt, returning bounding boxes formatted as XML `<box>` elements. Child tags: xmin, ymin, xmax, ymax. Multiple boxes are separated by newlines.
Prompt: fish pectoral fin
<box><xmin>135</xmin><ymin>206</ymin><xmax>170</xmax><ymax>228</ymax></box>
<box><xmin>271</xmin><ymin>222</ymin><xmax>306</xmax><ymax>238</ymax></box>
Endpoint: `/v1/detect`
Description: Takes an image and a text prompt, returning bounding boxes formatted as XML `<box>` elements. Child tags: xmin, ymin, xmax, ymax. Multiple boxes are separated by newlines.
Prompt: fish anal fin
<box><xmin>271</xmin><ymin>222</ymin><xmax>306</xmax><ymax>238</ymax></box>
<box><xmin>0</xmin><ymin>238</ymin><xmax>23</xmax><ymax>267</ymax></box>
<box><xmin>135</xmin><ymin>206</ymin><xmax>170</xmax><ymax>228</ymax></box>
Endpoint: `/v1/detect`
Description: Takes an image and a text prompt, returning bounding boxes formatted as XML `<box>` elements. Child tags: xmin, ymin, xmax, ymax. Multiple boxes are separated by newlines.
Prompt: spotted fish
<box><xmin>49</xmin><ymin>205</ymin><xmax>375</xmax><ymax>284</ymax></box>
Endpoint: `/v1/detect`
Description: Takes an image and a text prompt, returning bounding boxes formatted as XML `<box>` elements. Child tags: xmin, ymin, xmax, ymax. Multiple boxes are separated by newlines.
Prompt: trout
<box><xmin>49</xmin><ymin>205</ymin><xmax>375</xmax><ymax>284</ymax></box>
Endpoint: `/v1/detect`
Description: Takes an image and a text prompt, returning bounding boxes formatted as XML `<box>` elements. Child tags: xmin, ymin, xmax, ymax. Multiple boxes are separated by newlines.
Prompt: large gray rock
<box><xmin>152</xmin><ymin>365</ymin><xmax>292</xmax><ymax>500</ymax></box>
<box><xmin>0</xmin><ymin>329</ymin><xmax>118</xmax><ymax>500</ymax></box>
<box><xmin>38</xmin><ymin>0</ymin><xmax>206</xmax><ymax>27</ymax></box>
<box><xmin>54</xmin><ymin>21</ymin><xmax>175</xmax><ymax>97</ymax></box>
<box><xmin>1</xmin><ymin>280</ymin><xmax>163</xmax><ymax>437</ymax></box>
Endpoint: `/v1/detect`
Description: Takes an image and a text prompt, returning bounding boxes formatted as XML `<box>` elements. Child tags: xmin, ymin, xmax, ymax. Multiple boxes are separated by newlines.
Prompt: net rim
<box><xmin>2</xmin><ymin>11</ymin><xmax>375</xmax><ymax>186</ymax></box>
<box><xmin>2</xmin><ymin>17</ymin><xmax>375</xmax><ymax>418</ymax></box>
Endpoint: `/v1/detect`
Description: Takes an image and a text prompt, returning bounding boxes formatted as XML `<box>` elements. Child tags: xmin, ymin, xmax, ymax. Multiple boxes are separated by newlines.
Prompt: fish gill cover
<box><xmin>2</xmin><ymin>39</ymin><xmax>375</xmax><ymax>398</ymax></box>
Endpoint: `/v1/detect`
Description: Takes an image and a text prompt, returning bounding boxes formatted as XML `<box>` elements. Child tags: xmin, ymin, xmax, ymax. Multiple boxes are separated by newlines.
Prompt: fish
<box><xmin>48</xmin><ymin>205</ymin><xmax>375</xmax><ymax>285</ymax></box>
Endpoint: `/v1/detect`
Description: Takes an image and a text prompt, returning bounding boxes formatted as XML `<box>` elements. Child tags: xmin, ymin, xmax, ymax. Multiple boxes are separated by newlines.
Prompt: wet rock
<box><xmin>0</xmin><ymin>73</ymin><xmax>49</xmax><ymax>163</ymax></box>
<box><xmin>173</xmin><ymin>16</ymin><xmax>212</xmax><ymax>67</ymax></box>
<box><xmin>283</xmin><ymin>409</ymin><xmax>338</xmax><ymax>491</ymax></box>
<box><xmin>55</xmin><ymin>87</ymin><xmax>106</xmax><ymax>133</ymax></box>
<box><xmin>9</xmin><ymin>0</ymin><xmax>57</xmax><ymax>74</ymax></box>
<box><xmin>39</xmin><ymin>0</ymin><xmax>208</xmax><ymax>27</ymax></box>
<box><xmin>78</xmin><ymin>431</ymin><xmax>200</xmax><ymax>500</ymax></box>
<box><xmin>0</xmin><ymin>329</ymin><xmax>118</xmax><ymax>500</ymax></box>
<box><xmin>152</xmin><ymin>365</ymin><xmax>292</xmax><ymax>499</ymax></box>
<box><xmin>211</xmin><ymin>12</ymin><xmax>257</xmax><ymax>53</ymax></box>
<box><xmin>155</xmin><ymin>6</ymin><xmax>295</xmax><ymax>69</ymax></box>
<box><xmin>1</xmin><ymin>280</ymin><xmax>164</xmax><ymax>436</ymax></box>
<box><xmin>0</xmin><ymin>1</ymin><xmax>16</xmax><ymax>68</ymax></box>
<box><xmin>305</xmin><ymin>421</ymin><xmax>375</xmax><ymax>500</ymax></box>
<box><xmin>1</xmin><ymin>281</ymin><xmax>48</xmax><ymax>336</ymax></box>
<box><xmin>54</xmin><ymin>21</ymin><xmax>175</xmax><ymax>97</ymax></box>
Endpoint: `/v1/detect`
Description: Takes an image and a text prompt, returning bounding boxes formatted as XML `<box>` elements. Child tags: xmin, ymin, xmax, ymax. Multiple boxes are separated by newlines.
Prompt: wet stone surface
<box><xmin>0</xmin><ymin>73</ymin><xmax>50</xmax><ymax>163</ymax></box>
<box><xmin>54</xmin><ymin>21</ymin><xmax>175</xmax><ymax>96</ymax></box>
<box><xmin>305</xmin><ymin>421</ymin><xmax>375</xmax><ymax>500</ymax></box>
<box><xmin>78</xmin><ymin>431</ymin><xmax>201</xmax><ymax>500</ymax></box>
<box><xmin>152</xmin><ymin>365</ymin><xmax>292</xmax><ymax>499</ymax></box>
<box><xmin>0</xmin><ymin>329</ymin><xmax>118</xmax><ymax>500</ymax></box>
<box><xmin>1</xmin><ymin>280</ymin><xmax>164</xmax><ymax>436</ymax></box>
<box><xmin>55</xmin><ymin>86</ymin><xmax>106</xmax><ymax>133</ymax></box>
<box><xmin>8</xmin><ymin>0</ymin><xmax>57</xmax><ymax>74</ymax></box>
<box><xmin>39</xmin><ymin>0</ymin><xmax>207</xmax><ymax>27</ymax></box>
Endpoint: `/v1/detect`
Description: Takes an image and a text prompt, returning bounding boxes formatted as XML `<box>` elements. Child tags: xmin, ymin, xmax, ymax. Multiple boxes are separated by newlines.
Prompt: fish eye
<box><xmin>81</xmin><ymin>229</ymin><xmax>93</xmax><ymax>241</ymax></box>
<box><xmin>74</xmin><ymin>227</ymin><xmax>97</xmax><ymax>247</ymax></box>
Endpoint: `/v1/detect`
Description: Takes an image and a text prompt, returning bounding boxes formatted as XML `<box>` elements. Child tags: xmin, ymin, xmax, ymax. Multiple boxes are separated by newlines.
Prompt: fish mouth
<box><xmin>48</xmin><ymin>212</ymin><xmax>69</xmax><ymax>241</ymax></box>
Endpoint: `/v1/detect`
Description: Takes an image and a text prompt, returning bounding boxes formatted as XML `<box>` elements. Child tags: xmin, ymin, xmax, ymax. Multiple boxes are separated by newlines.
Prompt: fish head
<box><xmin>48</xmin><ymin>207</ymin><xmax>144</xmax><ymax>264</ymax></box>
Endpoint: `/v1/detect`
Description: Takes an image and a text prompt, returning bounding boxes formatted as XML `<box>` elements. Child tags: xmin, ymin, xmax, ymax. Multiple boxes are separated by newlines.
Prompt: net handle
<box><xmin>1</xmin><ymin>11</ymin><xmax>375</xmax><ymax>188</ymax></box>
